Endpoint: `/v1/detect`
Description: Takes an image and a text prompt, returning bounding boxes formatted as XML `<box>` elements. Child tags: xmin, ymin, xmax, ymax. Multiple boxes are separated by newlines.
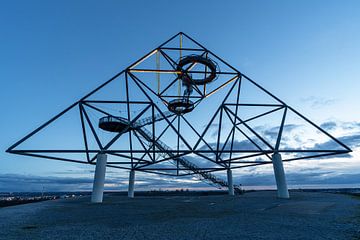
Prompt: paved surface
<box><xmin>0</xmin><ymin>191</ymin><xmax>359</xmax><ymax>240</ymax></box>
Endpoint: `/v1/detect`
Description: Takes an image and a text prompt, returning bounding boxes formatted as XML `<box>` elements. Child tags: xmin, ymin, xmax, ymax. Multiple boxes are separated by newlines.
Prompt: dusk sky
<box><xmin>1</xmin><ymin>0</ymin><xmax>359</xmax><ymax>191</ymax></box>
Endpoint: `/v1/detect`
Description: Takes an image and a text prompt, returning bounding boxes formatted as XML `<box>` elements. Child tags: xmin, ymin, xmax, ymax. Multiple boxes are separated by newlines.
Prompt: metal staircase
<box><xmin>132</xmin><ymin>111</ymin><xmax>175</xmax><ymax>129</ymax></box>
<box><xmin>107</xmin><ymin>110</ymin><xmax>241</xmax><ymax>191</ymax></box>
<box><xmin>135</xmin><ymin>126</ymin><xmax>229</xmax><ymax>188</ymax></box>
<box><xmin>129</xmin><ymin>112</ymin><xmax>232</xmax><ymax>189</ymax></box>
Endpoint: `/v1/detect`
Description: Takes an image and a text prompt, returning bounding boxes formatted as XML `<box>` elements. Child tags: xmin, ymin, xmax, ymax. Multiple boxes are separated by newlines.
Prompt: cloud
<box><xmin>281</xmin><ymin>132</ymin><xmax>359</xmax><ymax>159</ymax></box>
<box><xmin>263</xmin><ymin>124</ymin><xmax>300</xmax><ymax>141</ymax></box>
<box><xmin>0</xmin><ymin>173</ymin><xmax>209</xmax><ymax>192</ymax></box>
<box><xmin>320</xmin><ymin>121</ymin><xmax>337</xmax><ymax>131</ymax></box>
<box><xmin>233</xmin><ymin>171</ymin><xmax>360</xmax><ymax>186</ymax></box>
<box><xmin>342</xmin><ymin>121</ymin><xmax>360</xmax><ymax>130</ymax></box>
<box><xmin>206</xmin><ymin>123</ymin><xmax>221</xmax><ymax>138</ymax></box>
<box><xmin>196</xmin><ymin>119</ymin><xmax>359</xmax><ymax>164</ymax></box>
<box><xmin>0</xmin><ymin>174</ymin><xmax>97</xmax><ymax>192</ymax></box>
<box><xmin>198</xmin><ymin>139</ymin><xmax>261</xmax><ymax>152</ymax></box>
<box><xmin>198</xmin><ymin>118</ymin><xmax>358</xmax><ymax>155</ymax></box>
<box><xmin>2</xmin><ymin>169</ymin><xmax>360</xmax><ymax>192</ymax></box>
<box><xmin>314</xmin><ymin>134</ymin><xmax>360</xmax><ymax>150</ymax></box>
<box><xmin>286</xmin><ymin>172</ymin><xmax>360</xmax><ymax>185</ymax></box>
<box><xmin>51</xmin><ymin>169</ymin><xmax>118</xmax><ymax>175</ymax></box>
<box><xmin>3</xmin><ymin>118</ymin><xmax>359</xmax><ymax>192</ymax></box>
<box><xmin>301</xmin><ymin>96</ymin><xmax>338</xmax><ymax>108</ymax></box>
<box><xmin>319</xmin><ymin>120</ymin><xmax>360</xmax><ymax>132</ymax></box>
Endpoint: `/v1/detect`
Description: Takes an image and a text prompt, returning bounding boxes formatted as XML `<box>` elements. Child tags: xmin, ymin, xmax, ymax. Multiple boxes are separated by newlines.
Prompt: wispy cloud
<box><xmin>314</xmin><ymin>134</ymin><xmax>360</xmax><ymax>150</ymax></box>
<box><xmin>301</xmin><ymin>96</ymin><xmax>338</xmax><ymax>108</ymax></box>
<box><xmin>199</xmin><ymin>139</ymin><xmax>260</xmax><ymax>151</ymax></box>
<box><xmin>320</xmin><ymin>121</ymin><xmax>337</xmax><ymax>131</ymax></box>
<box><xmin>319</xmin><ymin>120</ymin><xmax>360</xmax><ymax>132</ymax></box>
<box><xmin>263</xmin><ymin>124</ymin><xmax>300</xmax><ymax>141</ymax></box>
<box><xmin>198</xmin><ymin>119</ymin><xmax>359</xmax><ymax>163</ymax></box>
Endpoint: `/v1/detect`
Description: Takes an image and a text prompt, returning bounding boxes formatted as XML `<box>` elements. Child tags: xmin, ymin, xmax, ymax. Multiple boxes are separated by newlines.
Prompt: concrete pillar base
<box><xmin>128</xmin><ymin>170</ymin><xmax>135</xmax><ymax>198</ymax></box>
<box><xmin>272</xmin><ymin>153</ymin><xmax>289</xmax><ymax>199</ymax></box>
<box><xmin>91</xmin><ymin>153</ymin><xmax>107</xmax><ymax>203</ymax></box>
<box><xmin>227</xmin><ymin>169</ymin><xmax>234</xmax><ymax>196</ymax></box>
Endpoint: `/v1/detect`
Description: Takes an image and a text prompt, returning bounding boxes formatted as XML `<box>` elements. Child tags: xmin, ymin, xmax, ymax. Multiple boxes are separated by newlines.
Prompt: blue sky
<box><xmin>1</xmin><ymin>0</ymin><xmax>359</xmax><ymax>191</ymax></box>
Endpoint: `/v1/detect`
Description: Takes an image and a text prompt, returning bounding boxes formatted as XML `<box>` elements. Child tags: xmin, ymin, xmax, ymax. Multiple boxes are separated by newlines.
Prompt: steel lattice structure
<box><xmin>7</xmin><ymin>32</ymin><xmax>351</xmax><ymax>185</ymax></box>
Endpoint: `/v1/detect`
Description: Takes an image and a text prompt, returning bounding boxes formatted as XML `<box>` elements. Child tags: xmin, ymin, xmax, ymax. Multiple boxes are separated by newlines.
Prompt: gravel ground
<box><xmin>0</xmin><ymin>191</ymin><xmax>359</xmax><ymax>240</ymax></box>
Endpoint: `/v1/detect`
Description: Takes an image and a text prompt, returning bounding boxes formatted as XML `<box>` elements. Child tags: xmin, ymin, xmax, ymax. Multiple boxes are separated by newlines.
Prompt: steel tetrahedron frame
<box><xmin>7</xmin><ymin>32</ymin><xmax>351</xmax><ymax>199</ymax></box>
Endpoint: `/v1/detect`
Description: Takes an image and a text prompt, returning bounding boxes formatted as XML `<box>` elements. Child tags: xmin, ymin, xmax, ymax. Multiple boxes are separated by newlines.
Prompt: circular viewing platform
<box><xmin>167</xmin><ymin>98</ymin><xmax>195</xmax><ymax>114</ymax></box>
<box><xmin>98</xmin><ymin>116</ymin><xmax>130</xmax><ymax>133</ymax></box>
<box><xmin>177</xmin><ymin>55</ymin><xmax>217</xmax><ymax>85</ymax></box>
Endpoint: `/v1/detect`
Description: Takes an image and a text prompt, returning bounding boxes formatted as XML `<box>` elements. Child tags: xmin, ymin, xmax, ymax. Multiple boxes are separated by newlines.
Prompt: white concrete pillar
<box><xmin>227</xmin><ymin>169</ymin><xmax>234</xmax><ymax>196</ymax></box>
<box><xmin>128</xmin><ymin>170</ymin><xmax>135</xmax><ymax>198</ymax></box>
<box><xmin>91</xmin><ymin>153</ymin><xmax>107</xmax><ymax>203</ymax></box>
<box><xmin>272</xmin><ymin>152</ymin><xmax>289</xmax><ymax>199</ymax></box>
